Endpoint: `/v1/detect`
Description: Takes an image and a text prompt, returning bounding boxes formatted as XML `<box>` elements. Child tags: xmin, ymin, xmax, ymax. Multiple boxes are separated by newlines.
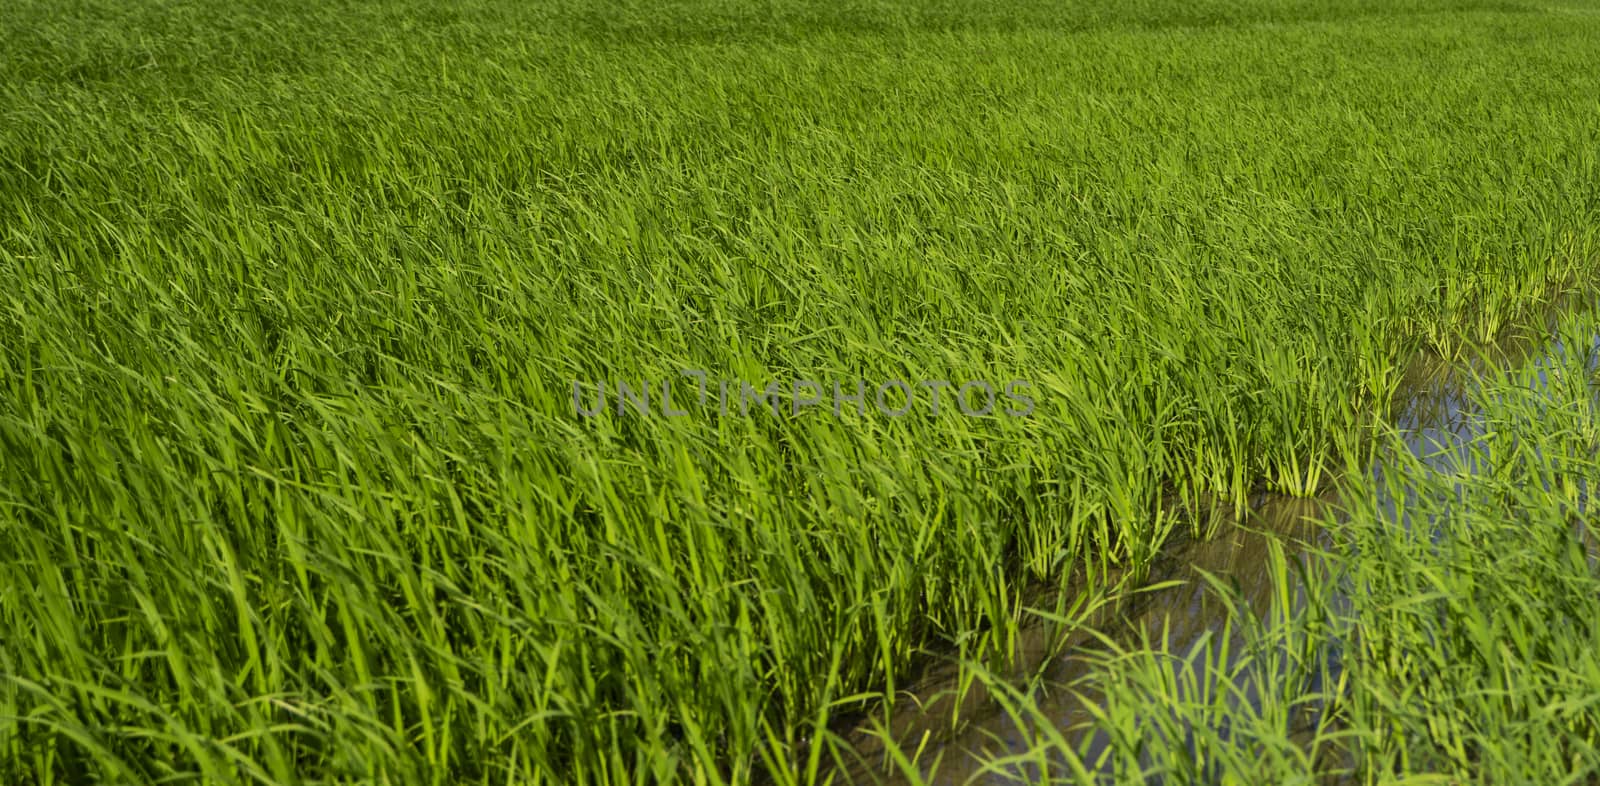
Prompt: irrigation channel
<box><xmin>816</xmin><ymin>301</ymin><xmax>1600</xmax><ymax>785</ymax></box>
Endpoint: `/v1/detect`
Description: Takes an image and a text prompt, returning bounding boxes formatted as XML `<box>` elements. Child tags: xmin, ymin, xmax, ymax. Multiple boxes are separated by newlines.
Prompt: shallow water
<box><xmin>823</xmin><ymin>306</ymin><xmax>1599</xmax><ymax>785</ymax></box>
<box><xmin>826</xmin><ymin>489</ymin><xmax>1336</xmax><ymax>785</ymax></box>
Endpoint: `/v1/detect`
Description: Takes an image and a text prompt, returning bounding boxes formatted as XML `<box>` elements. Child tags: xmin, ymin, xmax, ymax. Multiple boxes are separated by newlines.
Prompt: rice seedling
<box><xmin>2</xmin><ymin>0</ymin><xmax>1599</xmax><ymax>783</ymax></box>
<box><xmin>935</xmin><ymin>305</ymin><xmax>1598</xmax><ymax>784</ymax></box>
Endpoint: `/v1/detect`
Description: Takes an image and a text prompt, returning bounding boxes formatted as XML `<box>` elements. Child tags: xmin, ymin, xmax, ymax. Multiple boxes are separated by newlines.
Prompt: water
<box><xmin>822</xmin><ymin>306</ymin><xmax>1598</xmax><ymax>785</ymax></box>
<box><xmin>827</xmin><ymin>490</ymin><xmax>1336</xmax><ymax>785</ymax></box>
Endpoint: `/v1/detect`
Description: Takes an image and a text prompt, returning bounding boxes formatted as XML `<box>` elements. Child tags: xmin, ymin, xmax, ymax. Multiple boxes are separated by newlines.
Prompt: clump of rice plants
<box><xmin>956</xmin><ymin>306</ymin><xmax>1599</xmax><ymax>784</ymax></box>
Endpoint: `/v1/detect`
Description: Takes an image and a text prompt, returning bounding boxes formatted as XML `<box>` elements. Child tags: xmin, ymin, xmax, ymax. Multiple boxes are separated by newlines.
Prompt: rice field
<box><xmin>957</xmin><ymin>306</ymin><xmax>1600</xmax><ymax>785</ymax></box>
<box><xmin>849</xmin><ymin>303</ymin><xmax>1599</xmax><ymax>784</ymax></box>
<box><xmin>2</xmin><ymin>0</ymin><xmax>1599</xmax><ymax>784</ymax></box>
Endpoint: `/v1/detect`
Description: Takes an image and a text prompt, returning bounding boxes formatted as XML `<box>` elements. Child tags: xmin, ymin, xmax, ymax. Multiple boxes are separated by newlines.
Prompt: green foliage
<box><xmin>977</xmin><ymin>307</ymin><xmax>1600</xmax><ymax>784</ymax></box>
<box><xmin>2</xmin><ymin>0</ymin><xmax>1598</xmax><ymax>783</ymax></box>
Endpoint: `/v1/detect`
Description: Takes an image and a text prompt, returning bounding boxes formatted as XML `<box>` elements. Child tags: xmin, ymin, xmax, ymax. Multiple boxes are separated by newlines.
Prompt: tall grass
<box><xmin>2</xmin><ymin>0</ymin><xmax>1600</xmax><ymax>783</ymax></box>
<box><xmin>962</xmin><ymin>306</ymin><xmax>1600</xmax><ymax>784</ymax></box>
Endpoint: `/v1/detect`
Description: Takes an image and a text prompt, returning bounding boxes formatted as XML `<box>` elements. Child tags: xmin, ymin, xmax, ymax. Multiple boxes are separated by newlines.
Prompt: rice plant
<box><xmin>2</xmin><ymin>0</ymin><xmax>1599</xmax><ymax>783</ymax></box>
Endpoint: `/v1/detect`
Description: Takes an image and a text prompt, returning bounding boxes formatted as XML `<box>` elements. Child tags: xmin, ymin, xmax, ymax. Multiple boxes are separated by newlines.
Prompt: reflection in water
<box><xmin>826</xmin><ymin>308</ymin><xmax>1598</xmax><ymax>785</ymax></box>
<box><xmin>830</xmin><ymin>492</ymin><xmax>1334</xmax><ymax>786</ymax></box>
<box><xmin>1378</xmin><ymin>327</ymin><xmax>1600</xmax><ymax>534</ymax></box>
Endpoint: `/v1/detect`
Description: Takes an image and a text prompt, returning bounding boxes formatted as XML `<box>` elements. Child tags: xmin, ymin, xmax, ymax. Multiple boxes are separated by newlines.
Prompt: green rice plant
<box><xmin>2</xmin><ymin>0</ymin><xmax>1600</xmax><ymax>783</ymax></box>
<box><xmin>957</xmin><ymin>304</ymin><xmax>1599</xmax><ymax>784</ymax></box>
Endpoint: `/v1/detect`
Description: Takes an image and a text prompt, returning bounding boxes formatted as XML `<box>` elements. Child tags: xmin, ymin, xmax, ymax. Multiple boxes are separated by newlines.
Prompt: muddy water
<box><xmin>823</xmin><ymin>305</ymin><xmax>1598</xmax><ymax>786</ymax></box>
<box><xmin>826</xmin><ymin>491</ymin><xmax>1337</xmax><ymax>786</ymax></box>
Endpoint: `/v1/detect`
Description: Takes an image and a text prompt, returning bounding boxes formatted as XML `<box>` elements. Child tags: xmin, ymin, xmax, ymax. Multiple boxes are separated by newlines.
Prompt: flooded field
<box><xmin>826</xmin><ymin>305</ymin><xmax>1600</xmax><ymax>785</ymax></box>
<box><xmin>7</xmin><ymin>1</ymin><xmax>1600</xmax><ymax>783</ymax></box>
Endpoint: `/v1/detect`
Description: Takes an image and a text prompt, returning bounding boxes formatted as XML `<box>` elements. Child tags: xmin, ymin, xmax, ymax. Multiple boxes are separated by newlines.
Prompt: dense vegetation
<box><xmin>985</xmin><ymin>309</ymin><xmax>1599</xmax><ymax>784</ymax></box>
<box><xmin>2</xmin><ymin>0</ymin><xmax>1597</xmax><ymax>783</ymax></box>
